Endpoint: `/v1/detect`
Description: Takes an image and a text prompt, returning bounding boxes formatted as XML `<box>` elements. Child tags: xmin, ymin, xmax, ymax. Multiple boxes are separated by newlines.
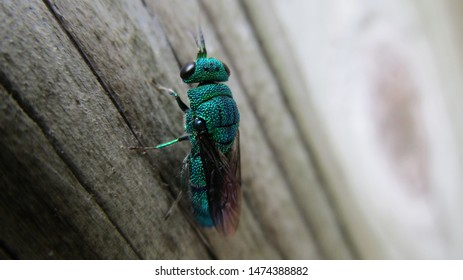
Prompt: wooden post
<box><xmin>1</xmin><ymin>0</ymin><xmax>462</xmax><ymax>259</ymax></box>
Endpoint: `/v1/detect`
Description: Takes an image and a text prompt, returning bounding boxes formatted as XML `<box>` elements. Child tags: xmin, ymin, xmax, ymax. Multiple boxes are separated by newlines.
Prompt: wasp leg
<box><xmin>129</xmin><ymin>135</ymin><xmax>189</xmax><ymax>151</ymax></box>
<box><xmin>165</xmin><ymin>154</ymin><xmax>190</xmax><ymax>220</ymax></box>
<box><xmin>155</xmin><ymin>134</ymin><xmax>189</xmax><ymax>149</ymax></box>
<box><xmin>164</xmin><ymin>189</ymin><xmax>183</xmax><ymax>220</ymax></box>
<box><xmin>152</xmin><ymin>79</ymin><xmax>189</xmax><ymax>113</ymax></box>
<box><xmin>180</xmin><ymin>154</ymin><xmax>190</xmax><ymax>190</ymax></box>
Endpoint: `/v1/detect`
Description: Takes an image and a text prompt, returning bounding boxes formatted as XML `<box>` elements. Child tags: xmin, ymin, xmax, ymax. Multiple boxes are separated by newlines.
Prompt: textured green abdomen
<box><xmin>185</xmin><ymin>83</ymin><xmax>239</xmax><ymax>227</ymax></box>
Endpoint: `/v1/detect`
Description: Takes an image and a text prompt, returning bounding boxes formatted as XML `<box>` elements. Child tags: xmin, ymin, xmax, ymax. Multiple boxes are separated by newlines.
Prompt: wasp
<box><xmin>132</xmin><ymin>31</ymin><xmax>241</xmax><ymax>236</ymax></box>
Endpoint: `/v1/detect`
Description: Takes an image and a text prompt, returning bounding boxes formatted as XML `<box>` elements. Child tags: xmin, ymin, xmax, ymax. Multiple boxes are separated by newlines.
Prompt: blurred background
<box><xmin>1</xmin><ymin>0</ymin><xmax>462</xmax><ymax>259</ymax></box>
<box><xmin>251</xmin><ymin>0</ymin><xmax>463</xmax><ymax>258</ymax></box>
<box><xmin>263</xmin><ymin>0</ymin><xmax>463</xmax><ymax>259</ymax></box>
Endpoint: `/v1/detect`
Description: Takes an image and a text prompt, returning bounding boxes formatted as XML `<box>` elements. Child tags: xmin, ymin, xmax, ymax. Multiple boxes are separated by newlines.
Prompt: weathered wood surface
<box><xmin>1</xmin><ymin>0</ymin><xmax>462</xmax><ymax>259</ymax></box>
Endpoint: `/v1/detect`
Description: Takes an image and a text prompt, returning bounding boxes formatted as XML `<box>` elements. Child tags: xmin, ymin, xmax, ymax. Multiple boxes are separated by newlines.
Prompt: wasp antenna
<box><xmin>198</xmin><ymin>27</ymin><xmax>207</xmax><ymax>58</ymax></box>
<box><xmin>187</xmin><ymin>29</ymin><xmax>200</xmax><ymax>56</ymax></box>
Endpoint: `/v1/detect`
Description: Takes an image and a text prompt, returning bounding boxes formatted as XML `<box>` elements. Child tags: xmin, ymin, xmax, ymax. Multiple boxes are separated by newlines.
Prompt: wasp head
<box><xmin>180</xmin><ymin>30</ymin><xmax>230</xmax><ymax>84</ymax></box>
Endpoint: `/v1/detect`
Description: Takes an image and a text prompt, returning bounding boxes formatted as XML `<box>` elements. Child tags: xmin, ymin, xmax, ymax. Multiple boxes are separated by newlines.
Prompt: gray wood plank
<box><xmin>0</xmin><ymin>0</ymin><xmax>209</xmax><ymax>259</ymax></box>
<box><xmin>0</xmin><ymin>84</ymin><xmax>138</xmax><ymax>259</ymax></box>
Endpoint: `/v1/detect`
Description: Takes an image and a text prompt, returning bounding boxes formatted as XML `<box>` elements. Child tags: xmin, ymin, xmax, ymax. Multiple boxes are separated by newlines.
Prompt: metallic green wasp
<box><xmin>133</xmin><ymin>31</ymin><xmax>241</xmax><ymax>236</ymax></box>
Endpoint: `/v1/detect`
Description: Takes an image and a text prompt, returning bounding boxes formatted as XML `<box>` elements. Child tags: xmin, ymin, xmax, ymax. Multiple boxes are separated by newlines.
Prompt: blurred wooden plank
<box><xmin>242</xmin><ymin>0</ymin><xmax>361</xmax><ymax>259</ymax></box>
<box><xmin>235</xmin><ymin>0</ymin><xmax>353</xmax><ymax>259</ymax></box>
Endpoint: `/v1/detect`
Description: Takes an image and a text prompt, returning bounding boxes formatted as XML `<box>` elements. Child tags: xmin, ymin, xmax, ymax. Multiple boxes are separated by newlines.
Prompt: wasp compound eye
<box><xmin>223</xmin><ymin>62</ymin><xmax>231</xmax><ymax>76</ymax></box>
<box><xmin>180</xmin><ymin>61</ymin><xmax>196</xmax><ymax>80</ymax></box>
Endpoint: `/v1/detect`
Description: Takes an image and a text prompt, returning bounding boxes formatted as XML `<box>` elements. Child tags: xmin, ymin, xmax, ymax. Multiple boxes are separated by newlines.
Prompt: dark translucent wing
<box><xmin>231</xmin><ymin>131</ymin><xmax>241</xmax><ymax>192</ymax></box>
<box><xmin>197</xmin><ymin>130</ymin><xmax>241</xmax><ymax>236</ymax></box>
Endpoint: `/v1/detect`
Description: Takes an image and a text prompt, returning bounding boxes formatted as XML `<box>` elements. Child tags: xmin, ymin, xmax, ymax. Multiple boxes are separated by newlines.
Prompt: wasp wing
<box><xmin>197</xmin><ymin>130</ymin><xmax>241</xmax><ymax>236</ymax></box>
